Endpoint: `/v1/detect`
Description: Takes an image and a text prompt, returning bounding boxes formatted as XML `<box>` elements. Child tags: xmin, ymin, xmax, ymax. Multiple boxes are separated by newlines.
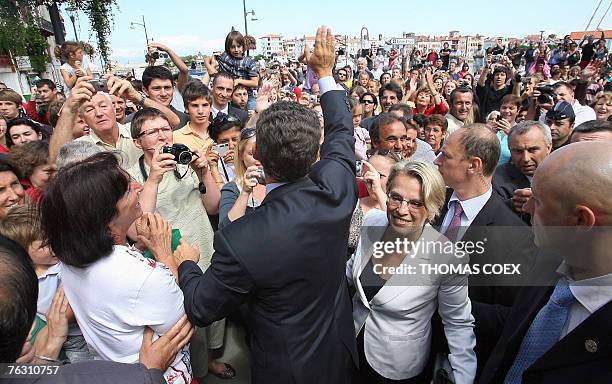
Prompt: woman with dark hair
<box><xmin>6</xmin><ymin>117</ymin><xmax>45</xmax><ymax>148</ymax></box>
<box><xmin>8</xmin><ymin>141</ymin><xmax>55</xmax><ymax>204</ymax></box>
<box><xmin>380</xmin><ymin>72</ymin><xmax>391</xmax><ymax>85</ymax></box>
<box><xmin>40</xmin><ymin>152</ymin><xmax>192</xmax><ymax>384</ymax></box>
<box><xmin>0</xmin><ymin>160</ymin><xmax>25</xmax><ymax>219</ymax></box>
<box><xmin>204</xmin><ymin>30</ymin><xmax>259</xmax><ymax>110</ymax></box>
<box><xmin>209</xmin><ymin>114</ymin><xmax>242</xmax><ymax>183</ymax></box>
<box><xmin>360</xmin><ymin>92</ymin><xmax>378</xmax><ymax>118</ymax></box>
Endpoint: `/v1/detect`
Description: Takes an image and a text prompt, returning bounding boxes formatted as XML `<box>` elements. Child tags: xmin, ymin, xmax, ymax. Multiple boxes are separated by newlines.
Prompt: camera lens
<box><xmin>178</xmin><ymin>151</ymin><xmax>192</xmax><ymax>165</ymax></box>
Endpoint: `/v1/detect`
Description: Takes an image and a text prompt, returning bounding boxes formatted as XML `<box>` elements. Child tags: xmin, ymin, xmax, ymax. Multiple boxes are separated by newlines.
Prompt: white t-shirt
<box><xmin>59</xmin><ymin>56</ymin><xmax>91</xmax><ymax>95</ymax></box>
<box><xmin>61</xmin><ymin>245</ymin><xmax>192</xmax><ymax>384</ymax></box>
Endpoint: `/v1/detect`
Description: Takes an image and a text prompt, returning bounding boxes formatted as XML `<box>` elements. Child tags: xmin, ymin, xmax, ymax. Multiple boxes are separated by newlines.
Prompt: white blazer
<box><xmin>346</xmin><ymin>210</ymin><xmax>476</xmax><ymax>383</ymax></box>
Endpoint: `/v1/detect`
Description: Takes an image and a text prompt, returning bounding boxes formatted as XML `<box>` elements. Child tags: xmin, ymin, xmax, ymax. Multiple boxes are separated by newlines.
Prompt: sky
<box><xmin>60</xmin><ymin>0</ymin><xmax>609</xmax><ymax>64</ymax></box>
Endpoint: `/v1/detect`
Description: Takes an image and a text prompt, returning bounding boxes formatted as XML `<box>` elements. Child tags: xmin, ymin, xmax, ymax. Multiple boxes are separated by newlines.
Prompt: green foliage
<box><xmin>67</xmin><ymin>0</ymin><xmax>118</xmax><ymax>67</ymax></box>
<box><xmin>0</xmin><ymin>0</ymin><xmax>117</xmax><ymax>73</ymax></box>
<box><xmin>0</xmin><ymin>0</ymin><xmax>50</xmax><ymax>73</ymax></box>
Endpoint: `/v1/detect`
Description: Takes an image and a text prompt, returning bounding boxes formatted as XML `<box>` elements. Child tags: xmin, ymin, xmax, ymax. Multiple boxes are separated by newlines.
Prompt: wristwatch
<box><xmin>137</xmin><ymin>92</ymin><xmax>146</xmax><ymax>107</ymax></box>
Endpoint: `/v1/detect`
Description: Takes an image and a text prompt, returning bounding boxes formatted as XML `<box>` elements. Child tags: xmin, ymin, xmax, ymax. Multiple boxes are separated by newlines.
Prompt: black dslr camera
<box><xmin>162</xmin><ymin>143</ymin><xmax>193</xmax><ymax>165</ymax></box>
<box><xmin>536</xmin><ymin>85</ymin><xmax>555</xmax><ymax>104</ymax></box>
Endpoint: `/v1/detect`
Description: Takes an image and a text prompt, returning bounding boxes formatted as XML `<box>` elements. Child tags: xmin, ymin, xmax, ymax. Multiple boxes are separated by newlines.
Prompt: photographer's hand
<box><xmin>149</xmin><ymin>144</ymin><xmax>177</xmax><ymax>184</ymax></box>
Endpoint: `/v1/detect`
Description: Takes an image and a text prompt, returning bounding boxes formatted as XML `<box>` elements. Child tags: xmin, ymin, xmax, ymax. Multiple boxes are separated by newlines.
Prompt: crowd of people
<box><xmin>0</xmin><ymin>24</ymin><xmax>611</xmax><ymax>384</ymax></box>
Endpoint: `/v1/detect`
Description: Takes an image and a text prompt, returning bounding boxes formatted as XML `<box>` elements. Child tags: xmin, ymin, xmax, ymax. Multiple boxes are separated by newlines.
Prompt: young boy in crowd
<box><xmin>0</xmin><ymin>205</ymin><xmax>92</xmax><ymax>362</ymax></box>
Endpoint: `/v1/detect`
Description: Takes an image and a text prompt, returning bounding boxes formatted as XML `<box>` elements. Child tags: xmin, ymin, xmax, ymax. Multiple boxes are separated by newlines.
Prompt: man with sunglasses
<box><xmin>158</xmin><ymin>26</ymin><xmax>358</xmax><ymax>384</ymax></box>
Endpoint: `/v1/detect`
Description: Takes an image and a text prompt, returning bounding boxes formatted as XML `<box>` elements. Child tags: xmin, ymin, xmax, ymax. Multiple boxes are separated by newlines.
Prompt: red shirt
<box><xmin>412</xmin><ymin>101</ymin><xmax>448</xmax><ymax>116</ymax></box>
<box><xmin>24</xmin><ymin>100</ymin><xmax>49</xmax><ymax>125</ymax></box>
<box><xmin>25</xmin><ymin>186</ymin><xmax>43</xmax><ymax>204</ymax></box>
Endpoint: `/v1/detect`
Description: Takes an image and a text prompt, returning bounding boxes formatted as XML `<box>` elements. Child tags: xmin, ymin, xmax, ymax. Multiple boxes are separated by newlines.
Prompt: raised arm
<box><xmin>48</xmin><ymin>77</ymin><xmax>95</xmax><ymax>163</ymax></box>
<box><xmin>106</xmin><ymin>75</ymin><xmax>181</xmax><ymax>129</ymax></box>
<box><xmin>149</xmin><ymin>42</ymin><xmax>189</xmax><ymax>91</ymax></box>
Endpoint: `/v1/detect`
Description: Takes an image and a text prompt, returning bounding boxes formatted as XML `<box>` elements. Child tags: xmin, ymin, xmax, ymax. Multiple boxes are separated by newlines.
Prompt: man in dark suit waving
<box><xmin>480</xmin><ymin>141</ymin><xmax>612</xmax><ymax>384</ymax></box>
<box><xmin>158</xmin><ymin>26</ymin><xmax>358</xmax><ymax>384</ymax></box>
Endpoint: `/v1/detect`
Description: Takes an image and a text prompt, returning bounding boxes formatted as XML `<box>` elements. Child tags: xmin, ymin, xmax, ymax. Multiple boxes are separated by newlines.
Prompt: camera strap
<box><xmin>138</xmin><ymin>155</ymin><xmax>185</xmax><ymax>182</ymax></box>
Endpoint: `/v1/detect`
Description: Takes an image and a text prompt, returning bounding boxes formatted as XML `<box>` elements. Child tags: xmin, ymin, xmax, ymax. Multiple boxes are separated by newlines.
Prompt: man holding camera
<box><xmin>25</xmin><ymin>79</ymin><xmax>58</xmax><ymax>125</ymax></box>
<box><xmin>49</xmin><ymin>76</ymin><xmax>182</xmax><ymax>169</ymax></box>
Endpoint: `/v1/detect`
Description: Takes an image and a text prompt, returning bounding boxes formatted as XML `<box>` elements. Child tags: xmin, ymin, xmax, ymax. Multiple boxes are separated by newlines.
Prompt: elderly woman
<box><xmin>592</xmin><ymin>91</ymin><xmax>612</xmax><ymax>121</ymax></box>
<box><xmin>423</xmin><ymin>114</ymin><xmax>448</xmax><ymax>154</ymax></box>
<box><xmin>0</xmin><ymin>160</ymin><xmax>25</xmax><ymax>219</ymax></box>
<box><xmin>347</xmin><ymin>161</ymin><xmax>476</xmax><ymax>384</ymax></box>
<box><xmin>40</xmin><ymin>152</ymin><xmax>192</xmax><ymax>384</ymax></box>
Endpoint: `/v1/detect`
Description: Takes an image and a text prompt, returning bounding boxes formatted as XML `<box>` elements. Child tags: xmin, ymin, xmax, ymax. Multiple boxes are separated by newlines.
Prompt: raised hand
<box><xmin>308</xmin><ymin>26</ymin><xmax>335</xmax><ymax>79</ymax></box>
<box><xmin>64</xmin><ymin>76</ymin><xmax>95</xmax><ymax>112</ymax></box>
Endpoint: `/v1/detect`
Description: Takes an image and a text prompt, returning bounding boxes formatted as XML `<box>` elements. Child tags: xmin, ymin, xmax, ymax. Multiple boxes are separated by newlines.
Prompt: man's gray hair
<box><xmin>56</xmin><ymin>141</ymin><xmax>102</xmax><ymax>169</ymax></box>
<box><xmin>357</xmin><ymin>57</ymin><xmax>367</xmax><ymax>64</ymax></box>
<box><xmin>508</xmin><ymin>120</ymin><xmax>552</xmax><ymax>146</ymax></box>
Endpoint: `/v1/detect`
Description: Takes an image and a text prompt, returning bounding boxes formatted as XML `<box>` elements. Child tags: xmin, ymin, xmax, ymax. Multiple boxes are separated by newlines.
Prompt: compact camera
<box><xmin>254</xmin><ymin>168</ymin><xmax>266</xmax><ymax>185</ymax></box>
<box><xmin>162</xmin><ymin>143</ymin><xmax>193</xmax><ymax>165</ymax></box>
<box><xmin>88</xmin><ymin>79</ymin><xmax>108</xmax><ymax>92</ymax></box>
<box><xmin>213</xmin><ymin>143</ymin><xmax>230</xmax><ymax>157</ymax></box>
<box><xmin>356</xmin><ymin>160</ymin><xmax>366</xmax><ymax>177</ymax></box>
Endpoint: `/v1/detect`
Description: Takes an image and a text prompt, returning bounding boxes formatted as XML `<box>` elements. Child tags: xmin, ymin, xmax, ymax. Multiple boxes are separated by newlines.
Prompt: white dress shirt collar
<box><xmin>448</xmin><ymin>187</ymin><xmax>493</xmax><ymax>224</ymax></box>
<box><xmin>557</xmin><ymin>262</ymin><xmax>612</xmax><ymax>314</ymax></box>
<box><xmin>211</xmin><ymin>104</ymin><xmax>229</xmax><ymax>118</ymax></box>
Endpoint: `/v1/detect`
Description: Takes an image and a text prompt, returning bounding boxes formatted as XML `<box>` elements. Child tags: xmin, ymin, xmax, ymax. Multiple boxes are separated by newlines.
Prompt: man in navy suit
<box><xmin>157</xmin><ymin>26</ymin><xmax>358</xmax><ymax>384</ymax></box>
<box><xmin>480</xmin><ymin>141</ymin><xmax>612</xmax><ymax>383</ymax></box>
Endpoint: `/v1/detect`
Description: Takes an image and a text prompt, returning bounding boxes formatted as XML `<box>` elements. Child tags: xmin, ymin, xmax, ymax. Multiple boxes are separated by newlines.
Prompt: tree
<box><xmin>0</xmin><ymin>1</ymin><xmax>51</xmax><ymax>72</ymax></box>
<box><xmin>0</xmin><ymin>0</ymin><xmax>117</xmax><ymax>73</ymax></box>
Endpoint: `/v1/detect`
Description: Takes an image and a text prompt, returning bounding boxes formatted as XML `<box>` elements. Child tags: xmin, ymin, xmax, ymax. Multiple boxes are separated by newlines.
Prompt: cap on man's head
<box><xmin>546</xmin><ymin>101</ymin><xmax>575</xmax><ymax>121</ymax></box>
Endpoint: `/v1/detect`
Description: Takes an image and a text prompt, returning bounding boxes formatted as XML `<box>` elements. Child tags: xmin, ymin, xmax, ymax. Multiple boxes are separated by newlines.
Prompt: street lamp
<box><xmin>130</xmin><ymin>15</ymin><xmax>150</xmax><ymax>49</ymax></box>
<box><xmin>242</xmin><ymin>0</ymin><xmax>258</xmax><ymax>55</ymax></box>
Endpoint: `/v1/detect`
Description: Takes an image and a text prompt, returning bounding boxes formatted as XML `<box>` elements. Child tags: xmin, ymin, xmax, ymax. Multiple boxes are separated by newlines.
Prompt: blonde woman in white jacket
<box><xmin>347</xmin><ymin>160</ymin><xmax>476</xmax><ymax>384</ymax></box>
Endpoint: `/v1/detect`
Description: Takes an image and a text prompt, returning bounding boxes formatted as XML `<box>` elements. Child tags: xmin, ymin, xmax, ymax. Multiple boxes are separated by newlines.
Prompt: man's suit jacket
<box><xmin>432</xmin><ymin>190</ymin><xmax>537</xmax><ymax>374</ymax></box>
<box><xmin>228</xmin><ymin>104</ymin><xmax>249</xmax><ymax>127</ymax></box>
<box><xmin>492</xmin><ymin>162</ymin><xmax>532</xmax><ymax>224</ymax></box>
<box><xmin>178</xmin><ymin>90</ymin><xmax>358</xmax><ymax>384</ymax></box>
<box><xmin>480</xmin><ymin>284</ymin><xmax>612</xmax><ymax>384</ymax></box>
<box><xmin>433</xmin><ymin>190</ymin><xmax>535</xmax><ymax>306</ymax></box>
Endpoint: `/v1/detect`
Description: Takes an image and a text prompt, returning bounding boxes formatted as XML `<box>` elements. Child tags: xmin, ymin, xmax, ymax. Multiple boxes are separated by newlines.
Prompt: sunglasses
<box><xmin>240</xmin><ymin>127</ymin><xmax>256</xmax><ymax>140</ymax></box>
<box><xmin>361</xmin><ymin>99</ymin><xmax>375</xmax><ymax>104</ymax></box>
<box><xmin>210</xmin><ymin>113</ymin><xmax>239</xmax><ymax>128</ymax></box>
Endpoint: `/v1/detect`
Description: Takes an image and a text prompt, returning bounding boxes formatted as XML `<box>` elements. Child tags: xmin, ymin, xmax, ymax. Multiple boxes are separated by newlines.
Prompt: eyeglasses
<box><xmin>240</xmin><ymin>127</ymin><xmax>256</xmax><ymax>140</ymax></box>
<box><xmin>387</xmin><ymin>192</ymin><xmax>424</xmax><ymax>210</ymax></box>
<box><xmin>137</xmin><ymin>126</ymin><xmax>172</xmax><ymax>138</ymax></box>
<box><xmin>361</xmin><ymin>99</ymin><xmax>375</xmax><ymax>104</ymax></box>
